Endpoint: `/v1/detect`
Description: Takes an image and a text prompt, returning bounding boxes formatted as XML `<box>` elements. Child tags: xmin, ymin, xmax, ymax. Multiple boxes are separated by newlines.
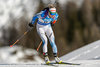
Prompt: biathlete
<box><xmin>29</xmin><ymin>4</ymin><xmax>62</xmax><ymax>64</ymax></box>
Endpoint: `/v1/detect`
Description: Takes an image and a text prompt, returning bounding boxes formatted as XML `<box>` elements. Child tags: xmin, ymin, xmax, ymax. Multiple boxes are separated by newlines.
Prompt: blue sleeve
<box><xmin>31</xmin><ymin>11</ymin><xmax>45</xmax><ymax>24</ymax></box>
<box><xmin>31</xmin><ymin>15</ymin><xmax>38</xmax><ymax>24</ymax></box>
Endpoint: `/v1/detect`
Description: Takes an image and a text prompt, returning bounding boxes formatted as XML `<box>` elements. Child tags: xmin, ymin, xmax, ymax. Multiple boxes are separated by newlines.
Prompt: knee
<box><xmin>49</xmin><ymin>36</ymin><xmax>55</xmax><ymax>42</ymax></box>
<box><xmin>44</xmin><ymin>38</ymin><xmax>47</xmax><ymax>44</ymax></box>
<box><xmin>42</xmin><ymin>39</ymin><xmax>48</xmax><ymax>46</ymax></box>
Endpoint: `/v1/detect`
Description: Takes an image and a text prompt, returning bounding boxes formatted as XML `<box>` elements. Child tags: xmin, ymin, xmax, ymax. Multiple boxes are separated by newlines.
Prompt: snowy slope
<box><xmin>0</xmin><ymin>60</ymin><xmax>100</xmax><ymax>67</ymax></box>
<box><xmin>0</xmin><ymin>46</ymin><xmax>44</xmax><ymax>63</ymax></box>
<box><xmin>0</xmin><ymin>40</ymin><xmax>100</xmax><ymax>67</ymax></box>
<box><xmin>60</xmin><ymin>40</ymin><xmax>100</xmax><ymax>61</ymax></box>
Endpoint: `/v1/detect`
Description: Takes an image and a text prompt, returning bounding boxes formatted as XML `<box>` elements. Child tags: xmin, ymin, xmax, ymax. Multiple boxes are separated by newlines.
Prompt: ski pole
<box><xmin>36</xmin><ymin>41</ymin><xmax>42</xmax><ymax>51</ymax></box>
<box><xmin>10</xmin><ymin>28</ymin><xmax>33</xmax><ymax>47</ymax></box>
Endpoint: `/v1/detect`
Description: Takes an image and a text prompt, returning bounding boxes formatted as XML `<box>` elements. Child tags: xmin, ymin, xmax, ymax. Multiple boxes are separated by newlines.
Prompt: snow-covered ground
<box><xmin>60</xmin><ymin>40</ymin><xmax>100</xmax><ymax>61</ymax></box>
<box><xmin>0</xmin><ymin>60</ymin><xmax>100</xmax><ymax>67</ymax></box>
<box><xmin>0</xmin><ymin>46</ymin><xmax>44</xmax><ymax>63</ymax></box>
<box><xmin>0</xmin><ymin>40</ymin><xmax>100</xmax><ymax>67</ymax></box>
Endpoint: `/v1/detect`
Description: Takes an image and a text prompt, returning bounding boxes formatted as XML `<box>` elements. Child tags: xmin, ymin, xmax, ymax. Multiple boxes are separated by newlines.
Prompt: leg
<box><xmin>46</xmin><ymin>26</ymin><xmax>57</xmax><ymax>54</ymax></box>
<box><xmin>46</xmin><ymin>26</ymin><xmax>62</xmax><ymax>63</ymax></box>
<box><xmin>37</xmin><ymin>27</ymin><xmax>50</xmax><ymax>64</ymax></box>
<box><xmin>37</xmin><ymin>28</ymin><xmax>48</xmax><ymax>53</ymax></box>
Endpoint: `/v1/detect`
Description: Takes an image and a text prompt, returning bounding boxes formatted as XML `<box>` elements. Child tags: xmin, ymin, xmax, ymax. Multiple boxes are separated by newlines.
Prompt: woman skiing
<box><xmin>29</xmin><ymin>4</ymin><xmax>62</xmax><ymax>64</ymax></box>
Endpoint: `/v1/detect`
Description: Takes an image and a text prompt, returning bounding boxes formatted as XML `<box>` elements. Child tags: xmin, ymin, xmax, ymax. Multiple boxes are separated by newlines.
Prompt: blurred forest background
<box><xmin>0</xmin><ymin>0</ymin><xmax>100</xmax><ymax>60</ymax></box>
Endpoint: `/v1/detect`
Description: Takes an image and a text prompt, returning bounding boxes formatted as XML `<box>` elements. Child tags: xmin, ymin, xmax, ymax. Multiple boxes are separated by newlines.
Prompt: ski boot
<box><xmin>44</xmin><ymin>56</ymin><xmax>51</xmax><ymax>64</ymax></box>
<box><xmin>53</xmin><ymin>53</ymin><xmax>62</xmax><ymax>63</ymax></box>
<box><xmin>43</xmin><ymin>52</ymin><xmax>50</xmax><ymax>64</ymax></box>
<box><xmin>55</xmin><ymin>56</ymin><xmax>62</xmax><ymax>63</ymax></box>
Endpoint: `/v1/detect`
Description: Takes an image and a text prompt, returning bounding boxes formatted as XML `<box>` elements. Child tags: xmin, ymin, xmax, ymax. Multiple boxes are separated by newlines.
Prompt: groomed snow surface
<box><xmin>0</xmin><ymin>60</ymin><xmax>100</xmax><ymax>67</ymax></box>
<box><xmin>0</xmin><ymin>40</ymin><xmax>100</xmax><ymax>67</ymax></box>
<box><xmin>0</xmin><ymin>46</ymin><xmax>44</xmax><ymax>64</ymax></box>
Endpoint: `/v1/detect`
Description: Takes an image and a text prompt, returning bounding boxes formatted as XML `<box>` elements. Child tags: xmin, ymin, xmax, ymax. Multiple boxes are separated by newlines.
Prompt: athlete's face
<box><xmin>49</xmin><ymin>11</ymin><xmax>56</xmax><ymax>18</ymax></box>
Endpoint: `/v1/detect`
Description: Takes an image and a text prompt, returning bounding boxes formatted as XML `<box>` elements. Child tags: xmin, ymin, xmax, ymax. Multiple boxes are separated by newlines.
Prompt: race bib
<box><xmin>38</xmin><ymin>18</ymin><xmax>44</xmax><ymax>23</ymax></box>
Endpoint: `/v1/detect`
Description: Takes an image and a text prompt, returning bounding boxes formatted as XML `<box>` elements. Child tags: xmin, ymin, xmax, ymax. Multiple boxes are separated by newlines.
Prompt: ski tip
<box><xmin>10</xmin><ymin>45</ymin><xmax>13</xmax><ymax>47</ymax></box>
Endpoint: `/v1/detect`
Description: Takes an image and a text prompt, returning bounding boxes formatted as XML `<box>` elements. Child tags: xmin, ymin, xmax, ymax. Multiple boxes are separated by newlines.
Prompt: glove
<box><xmin>51</xmin><ymin>23</ymin><xmax>54</xmax><ymax>26</ymax></box>
<box><xmin>51</xmin><ymin>20</ymin><xmax>56</xmax><ymax>26</ymax></box>
<box><xmin>29</xmin><ymin>23</ymin><xmax>34</xmax><ymax>27</ymax></box>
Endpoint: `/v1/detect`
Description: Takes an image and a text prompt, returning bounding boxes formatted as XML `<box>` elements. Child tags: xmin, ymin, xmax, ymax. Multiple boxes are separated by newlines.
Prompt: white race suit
<box><xmin>31</xmin><ymin>10</ymin><xmax>58</xmax><ymax>53</ymax></box>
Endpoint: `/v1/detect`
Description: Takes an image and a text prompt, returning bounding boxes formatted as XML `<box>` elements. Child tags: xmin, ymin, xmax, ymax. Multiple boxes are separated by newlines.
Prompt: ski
<box><xmin>57</xmin><ymin>62</ymin><xmax>80</xmax><ymax>65</ymax></box>
<box><xmin>42</xmin><ymin>62</ymin><xmax>81</xmax><ymax>66</ymax></box>
<box><xmin>41</xmin><ymin>63</ymin><xmax>55</xmax><ymax>66</ymax></box>
<box><xmin>47</xmin><ymin>62</ymin><xmax>80</xmax><ymax>65</ymax></box>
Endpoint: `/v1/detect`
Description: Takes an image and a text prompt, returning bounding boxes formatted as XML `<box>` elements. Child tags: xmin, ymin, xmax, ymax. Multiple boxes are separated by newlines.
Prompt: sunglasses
<box><xmin>49</xmin><ymin>11</ymin><xmax>56</xmax><ymax>15</ymax></box>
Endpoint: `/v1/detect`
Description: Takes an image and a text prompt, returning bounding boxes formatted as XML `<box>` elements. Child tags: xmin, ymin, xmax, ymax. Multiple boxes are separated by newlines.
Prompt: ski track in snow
<box><xmin>0</xmin><ymin>60</ymin><xmax>100</xmax><ymax>67</ymax></box>
<box><xmin>0</xmin><ymin>41</ymin><xmax>100</xmax><ymax>67</ymax></box>
<box><xmin>61</xmin><ymin>40</ymin><xmax>100</xmax><ymax>61</ymax></box>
